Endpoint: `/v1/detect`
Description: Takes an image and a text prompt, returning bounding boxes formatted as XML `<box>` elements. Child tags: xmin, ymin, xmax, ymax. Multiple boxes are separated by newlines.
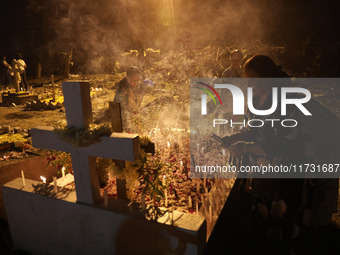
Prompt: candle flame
<box><xmin>167</xmin><ymin>141</ymin><xmax>170</xmax><ymax>147</ymax></box>
<box><xmin>180</xmin><ymin>161</ymin><xmax>183</xmax><ymax>166</ymax></box>
<box><xmin>40</xmin><ymin>176</ymin><xmax>46</xmax><ymax>183</ymax></box>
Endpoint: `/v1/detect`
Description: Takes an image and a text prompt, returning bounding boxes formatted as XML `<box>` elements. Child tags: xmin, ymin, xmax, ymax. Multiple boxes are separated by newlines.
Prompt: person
<box><xmin>204</xmin><ymin>55</ymin><xmax>305</xmax><ymax>254</ymax></box>
<box><xmin>221</xmin><ymin>49</ymin><xmax>245</xmax><ymax>78</ymax></box>
<box><xmin>113</xmin><ymin>66</ymin><xmax>144</xmax><ymax>131</ymax></box>
<box><xmin>61</xmin><ymin>49</ymin><xmax>73</xmax><ymax>78</ymax></box>
<box><xmin>8</xmin><ymin>59</ymin><xmax>21</xmax><ymax>92</ymax></box>
<box><xmin>207</xmin><ymin>49</ymin><xmax>246</xmax><ymax>136</ymax></box>
<box><xmin>16</xmin><ymin>53</ymin><xmax>28</xmax><ymax>91</ymax></box>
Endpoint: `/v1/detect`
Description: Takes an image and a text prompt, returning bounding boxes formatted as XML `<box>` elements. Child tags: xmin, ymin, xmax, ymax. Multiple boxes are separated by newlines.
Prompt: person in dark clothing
<box><xmin>113</xmin><ymin>66</ymin><xmax>145</xmax><ymax>131</ymax></box>
<box><xmin>204</xmin><ymin>55</ymin><xmax>306</xmax><ymax>254</ymax></box>
<box><xmin>221</xmin><ymin>49</ymin><xmax>245</xmax><ymax>78</ymax></box>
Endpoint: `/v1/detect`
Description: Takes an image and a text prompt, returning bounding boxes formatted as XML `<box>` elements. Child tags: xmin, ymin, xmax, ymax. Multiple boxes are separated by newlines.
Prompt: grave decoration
<box><xmin>2</xmin><ymin>81</ymin><xmax>208</xmax><ymax>255</ymax></box>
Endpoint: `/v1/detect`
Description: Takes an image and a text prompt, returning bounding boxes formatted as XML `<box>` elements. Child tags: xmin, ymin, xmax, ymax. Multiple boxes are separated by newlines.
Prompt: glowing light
<box><xmin>40</xmin><ymin>176</ymin><xmax>46</xmax><ymax>183</ymax></box>
<box><xmin>62</xmin><ymin>167</ymin><xmax>66</xmax><ymax>179</ymax></box>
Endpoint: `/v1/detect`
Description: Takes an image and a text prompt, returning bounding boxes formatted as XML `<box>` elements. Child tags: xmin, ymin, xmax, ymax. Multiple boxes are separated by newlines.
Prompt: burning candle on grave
<box><xmin>167</xmin><ymin>141</ymin><xmax>171</xmax><ymax>158</ymax></box>
<box><xmin>62</xmin><ymin>167</ymin><xmax>66</xmax><ymax>179</ymax></box>
<box><xmin>188</xmin><ymin>196</ymin><xmax>192</xmax><ymax>208</ymax></box>
<box><xmin>21</xmin><ymin>170</ymin><xmax>26</xmax><ymax>186</ymax></box>
<box><xmin>53</xmin><ymin>176</ymin><xmax>58</xmax><ymax>193</ymax></box>
<box><xmin>104</xmin><ymin>188</ymin><xmax>108</xmax><ymax>208</ymax></box>
<box><xmin>40</xmin><ymin>176</ymin><xmax>46</xmax><ymax>183</ymax></box>
<box><xmin>162</xmin><ymin>174</ymin><xmax>166</xmax><ymax>186</ymax></box>
<box><xmin>180</xmin><ymin>161</ymin><xmax>183</xmax><ymax>172</ymax></box>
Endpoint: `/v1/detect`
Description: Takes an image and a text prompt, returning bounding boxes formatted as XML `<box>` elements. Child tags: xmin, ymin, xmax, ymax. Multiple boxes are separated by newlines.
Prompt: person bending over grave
<box><xmin>221</xmin><ymin>49</ymin><xmax>245</xmax><ymax>78</ymax></box>
<box><xmin>113</xmin><ymin>66</ymin><xmax>144</xmax><ymax>130</ymax></box>
<box><xmin>211</xmin><ymin>55</ymin><xmax>306</xmax><ymax>250</ymax></box>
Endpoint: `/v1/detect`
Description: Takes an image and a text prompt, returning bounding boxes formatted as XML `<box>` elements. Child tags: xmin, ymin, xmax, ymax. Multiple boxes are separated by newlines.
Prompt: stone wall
<box><xmin>3</xmin><ymin>178</ymin><xmax>206</xmax><ymax>255</ymax></box>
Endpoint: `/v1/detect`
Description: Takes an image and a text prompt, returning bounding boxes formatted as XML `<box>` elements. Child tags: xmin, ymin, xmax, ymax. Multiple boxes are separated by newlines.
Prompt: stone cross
<box><xmin>31</xmin><ymin>81</ymin><xmax>139</xmax><ymax>205</ymax></box>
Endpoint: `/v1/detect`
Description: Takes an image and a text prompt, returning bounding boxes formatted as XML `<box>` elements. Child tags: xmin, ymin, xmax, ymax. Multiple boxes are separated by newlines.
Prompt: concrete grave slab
<box><xmin>3</xmin><ymin>178</ymin><xmax>206</xmax><ymax>255</ymax></box>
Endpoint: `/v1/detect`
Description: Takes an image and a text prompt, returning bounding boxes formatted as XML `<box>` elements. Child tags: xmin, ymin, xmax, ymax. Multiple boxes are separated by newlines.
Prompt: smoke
<box><xmin>20</xmin><ymin>0</ymin><xmax>337</xmax><ymax>76</ymax></box>
<box><xmin>23</xmin><ymin>0</ymin><xmax>283</xmax><ymax>75</ymax></box>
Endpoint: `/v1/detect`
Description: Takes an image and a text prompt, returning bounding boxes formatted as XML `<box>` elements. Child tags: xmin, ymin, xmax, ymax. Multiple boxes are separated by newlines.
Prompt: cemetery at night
<box><xmin>0</xmin><ymin>1</ymin><xmax>339</xmax><ymax>254</ymax></box>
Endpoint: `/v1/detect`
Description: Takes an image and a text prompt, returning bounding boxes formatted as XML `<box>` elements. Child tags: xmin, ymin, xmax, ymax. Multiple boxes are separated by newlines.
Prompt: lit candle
<box><xmin>162</xmin><ymin>174</ymin><xmax>166</xmax><ymax>186</ymax></box>
<box><xmin>21</xmin><ymin>170</ymin><xmax>26</xmax><ymax>186</ymax></box>
<box><xmin>167</xmin><ymin>141</ymin><xmax>171</xmax><ymax>158</ymax></box>
<box><xmin>196</xmin><ymin>202</ymin><xmax>199</xmax><ymax>215</ymax></box>
<box><xmin>62</xmin><ymin>167</ymin><xmax>66</xmax><ymax>179</ymax></box>
<box><xmin>189</xmin><ymin>196</ymin><xmax>192</xmax><ymax>208</ymax></box>
<box><xmin>104</xmin><ymin>188</ymin><xmax>108</xmax><ymax>208</ymax></box>
<box><xmin>40</xmin><ymin>176</ymin><xmax>46</xmax><ymax>183</ymax></box>
<box><xmin>180</xmin><ymin>161</ymin><xmax>183</xmax><ymax>172</ymax></box>
<box><xmin>209</xmin><ymin>205</ymin><xmax>212</xmax><ymax>222</ymax></box>
<box><xmin>53</xmin><ymin>176</ymin><xmax>58</xmax><ymax>193</ymax></box>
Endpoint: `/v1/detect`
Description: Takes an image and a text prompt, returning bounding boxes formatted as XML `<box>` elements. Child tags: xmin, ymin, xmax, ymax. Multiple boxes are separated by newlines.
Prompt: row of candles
<box><xmin>21</xmin><ymin>166</ymin><xmax>67</xmax><ymax>192</ymax></box>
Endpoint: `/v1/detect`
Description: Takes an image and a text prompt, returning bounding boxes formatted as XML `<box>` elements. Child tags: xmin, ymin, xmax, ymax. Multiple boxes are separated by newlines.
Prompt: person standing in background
<box><xmin>16</xmin><ymin>53</ymin><xmax>28</xmax><ymax>90</ymax></box>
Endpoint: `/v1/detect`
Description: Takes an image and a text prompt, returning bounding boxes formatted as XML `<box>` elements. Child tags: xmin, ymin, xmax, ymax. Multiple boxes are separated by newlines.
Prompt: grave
<box><xmin>2</xmin><ymin>81</ymin><xmax>206</xmax><ymax>254</ymax></box>
<box><xmin>1</xmin><ymin>91</ymin><xmax>38</xmax><ymax>105</ymax></box>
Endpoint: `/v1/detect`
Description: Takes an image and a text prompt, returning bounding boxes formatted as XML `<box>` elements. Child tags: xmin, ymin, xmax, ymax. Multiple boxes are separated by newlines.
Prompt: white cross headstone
<box><xmin>31</xmin><ymin>81</ymin><xmax>139</xmax><ymax>205</ymax></box>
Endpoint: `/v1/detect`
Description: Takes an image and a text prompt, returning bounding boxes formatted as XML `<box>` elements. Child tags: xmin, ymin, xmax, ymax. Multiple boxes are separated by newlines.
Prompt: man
<box><xmin>16</xmin><ymin>53</ymin><xmax>28</xmax><ymax>90</ymax></box>
<box><xmin>113</xmin><ymin>66</ymin><xmax>145</xmax><ymax>132</ymax></box>
<box><xmin>114</xmin><ymin>66</ymin><xmax>143</xmax><ymax>113</ymax></box>
<box><xmin>221</xmin><ymin>49</ymin><xmax>244</xmax><ymax>78</ymax></box>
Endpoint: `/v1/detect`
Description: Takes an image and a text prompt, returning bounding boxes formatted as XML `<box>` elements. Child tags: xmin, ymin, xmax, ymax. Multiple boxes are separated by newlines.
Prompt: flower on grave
<box><xmin>46</xmin><ymin>151</ymin><xmax>72</xmax><ymax>176</ymax></box>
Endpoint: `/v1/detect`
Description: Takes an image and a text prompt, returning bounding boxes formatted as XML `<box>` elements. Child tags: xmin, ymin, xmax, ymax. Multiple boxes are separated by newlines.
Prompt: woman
<box><xmin>205</xmin><ymin>55</ymin><xmax>305</xmax><ymax>254</ymax></box>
